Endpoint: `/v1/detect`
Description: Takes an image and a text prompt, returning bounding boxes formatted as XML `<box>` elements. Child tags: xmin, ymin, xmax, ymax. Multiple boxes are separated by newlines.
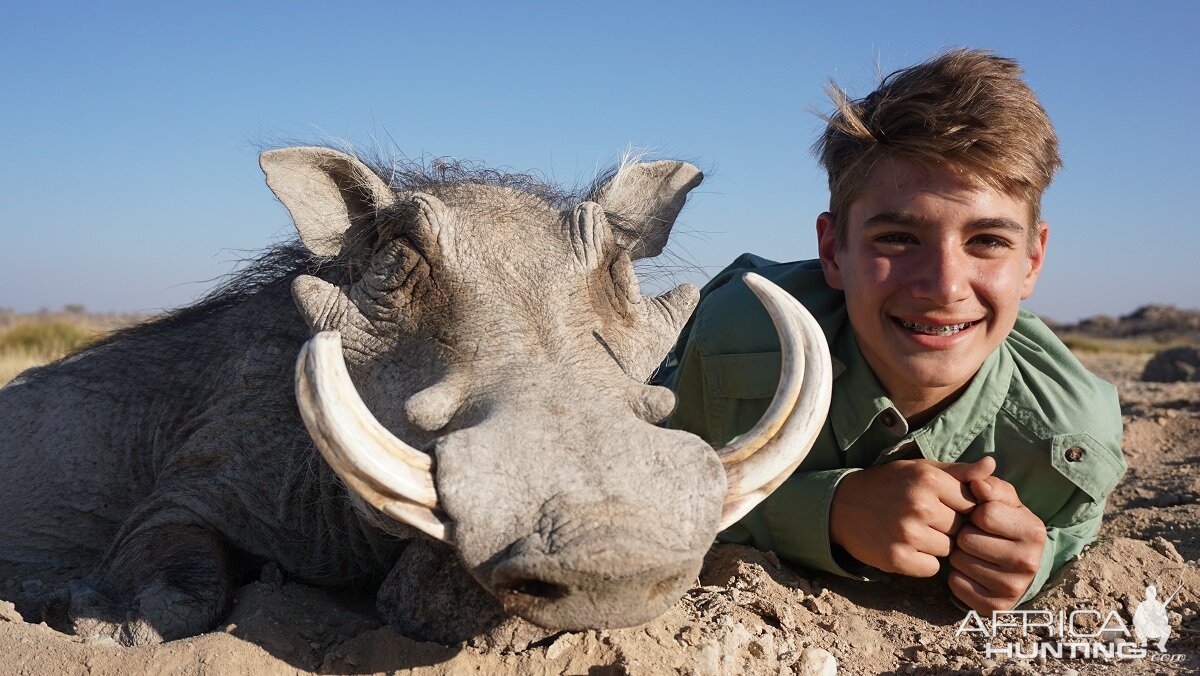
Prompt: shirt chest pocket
<box><xmin>700</xmin><ymin>351</ymin><xmax>782</xmax><ymax>445</ymax></box>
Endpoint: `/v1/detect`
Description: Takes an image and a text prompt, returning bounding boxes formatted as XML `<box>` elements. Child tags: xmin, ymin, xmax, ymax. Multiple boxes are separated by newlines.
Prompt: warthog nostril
<box><xmin>500</xmin><ymin>578</ymin><xmax>567</xmax><ymax>602</ymax></box>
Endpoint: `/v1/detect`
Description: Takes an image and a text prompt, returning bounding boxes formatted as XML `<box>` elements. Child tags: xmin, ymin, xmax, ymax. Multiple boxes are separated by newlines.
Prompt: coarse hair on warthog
<box><xmin>0</xmin><ymin>145</ymin><xmax>832</xmax><ymax>648</ymax></box>
<box><xmin>814</xmin><ymin>48</ymin><xmax>1062</xmax><ymax>249</ymax></box>
<box><xmin>79</xmin><ymin>155</ymin><xmax>641</xmax><ymax>347</ymax></box>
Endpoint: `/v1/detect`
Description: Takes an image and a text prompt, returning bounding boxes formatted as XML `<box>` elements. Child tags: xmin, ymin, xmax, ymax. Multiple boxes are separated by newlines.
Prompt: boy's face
<box><xmin>817</xmin><ymin>157</ymin><xmax>1047</xmax><ymax>414</ymax></box>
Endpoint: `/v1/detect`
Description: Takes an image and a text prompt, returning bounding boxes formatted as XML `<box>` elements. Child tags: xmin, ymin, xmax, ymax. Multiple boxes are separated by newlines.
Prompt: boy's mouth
<box><xmin>895</xmin><ymin>318</ymin><xmax>978</xmax><ymax>336</ymax></box>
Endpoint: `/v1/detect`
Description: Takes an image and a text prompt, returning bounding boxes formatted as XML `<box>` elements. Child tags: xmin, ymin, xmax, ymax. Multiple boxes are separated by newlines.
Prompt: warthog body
<box><xmin>0</xmin><ymin>148</ymin><xmax>828</xmax><ymax>646</ymax></box>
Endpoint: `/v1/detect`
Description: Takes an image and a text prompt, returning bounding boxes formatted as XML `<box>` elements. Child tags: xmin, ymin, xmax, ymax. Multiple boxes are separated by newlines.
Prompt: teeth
<box><xmin>898</xmin><ymin>319</ymin><xmax>973</xmax><ymax>336</ymax></box>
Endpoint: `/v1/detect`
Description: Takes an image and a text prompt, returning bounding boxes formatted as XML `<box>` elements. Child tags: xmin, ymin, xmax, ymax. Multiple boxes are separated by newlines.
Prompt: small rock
<box><xmin>1142</xmin><ymin>347</ymin><xmax>1200</xmax><ymax>382</ymax></box>
<box><xmin>802</xmin><ymin>596</ymin><xmax>830</xmax><ymax>615</ymax></box>
<box><xmin>544</xmin><ymin>632</ymin><xmax>576</xmax><ymax>660</ymax></box>
<box><xmin>696</xmin><ymin>639</ymin><xmax>721</xmax><ymax>675</ymax></box>
<box><xmin>1150</xmin><ymin>536</ymin><xmax>1186</xmax><ymax>563</ymax></box>
<box><xmin>795</xmin><ymin>647</ymin><xmax>837</xmax><ymax>676</ymax></box>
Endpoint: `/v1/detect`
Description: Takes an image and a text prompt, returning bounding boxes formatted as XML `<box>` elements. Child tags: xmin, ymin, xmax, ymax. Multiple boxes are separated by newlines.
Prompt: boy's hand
<box><xmin>830</xmin><ymin>457</ymin><xmax>995</xmax><ymax>577</ymax></box>
<box><xmin>948</xmin><ymin>475</ymin><xmax>1047</xmax><ymax>613</ymax></box>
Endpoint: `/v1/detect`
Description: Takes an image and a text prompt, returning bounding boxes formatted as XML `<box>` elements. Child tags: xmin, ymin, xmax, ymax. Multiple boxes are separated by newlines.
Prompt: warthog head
<box><xmin>261</xmin><ymin>147</ymin><xmax>831</xmax><ymax>630</ymax></box>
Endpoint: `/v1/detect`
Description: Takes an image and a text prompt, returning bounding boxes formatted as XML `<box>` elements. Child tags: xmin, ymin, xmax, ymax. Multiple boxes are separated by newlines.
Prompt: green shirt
<box><xmin>662</xmin><ymin>255</ymin><xmax>1126</xmax><ymax>604</ymax></box>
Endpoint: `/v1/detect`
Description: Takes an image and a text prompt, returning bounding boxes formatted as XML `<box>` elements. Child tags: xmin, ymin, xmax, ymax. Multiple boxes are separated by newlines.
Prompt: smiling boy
<box><xmin>663</xmin><ymin>50</ymin><xmax>1126</xmax><ymax>612</ymax></box>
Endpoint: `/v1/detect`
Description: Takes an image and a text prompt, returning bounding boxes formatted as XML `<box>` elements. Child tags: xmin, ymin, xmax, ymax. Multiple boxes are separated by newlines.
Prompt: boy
<box><xmin>663</xmin><ymin>49</ymin><xmax>1126</xmax><ymax>613</ymax></box>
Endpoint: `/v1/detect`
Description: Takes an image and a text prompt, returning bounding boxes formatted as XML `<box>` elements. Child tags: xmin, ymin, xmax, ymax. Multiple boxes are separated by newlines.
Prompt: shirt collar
<box><xmin>829</xmin><ymin>327</ymin><xmax>1014</xmax><ymax>458</ymax></box>
<box><xmin>912</xmin><ymin>344</ymin><xmax>1013</xmax><ymax>462</ymax></box>
<box><xmin>829</xmin><ymin>327</ymin><xmax>895</xmax><ymax>449</ymax></box>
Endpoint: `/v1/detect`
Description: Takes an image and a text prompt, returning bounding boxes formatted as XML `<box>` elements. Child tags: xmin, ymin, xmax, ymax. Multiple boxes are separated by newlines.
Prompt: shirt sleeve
<box><xmin>662</xmin><ymin>309</ymin><xmax>713</xmax><ymax>439</ymax></box>
<box><xmin>719</xmin><ymin>469</ymin><xmax>869</xmax><ymax>579</ymax></box>
<box><xmin>1017</xmin><ymin>489</ymin><xmax>1107</xmax><ymax>606</ymax></box>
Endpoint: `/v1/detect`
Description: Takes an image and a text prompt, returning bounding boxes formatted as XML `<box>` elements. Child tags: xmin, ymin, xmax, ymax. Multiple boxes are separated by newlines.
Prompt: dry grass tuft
<box><xmin>0</xmin><ymin>319</ymin><xmax>104</xmax><ymax>386</ymax></box>
<box><xmin>1060</xmin><ymin>333</ymin><xmax>1176</xmax><ymax>355</ymax></box>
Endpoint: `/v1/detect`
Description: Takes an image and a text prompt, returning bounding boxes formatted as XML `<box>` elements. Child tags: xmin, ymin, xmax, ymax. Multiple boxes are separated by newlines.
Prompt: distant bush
<box><xmin>0</xmin><ymin>321</ymin><xmax>98</xmax><ymax>354</ymax></box>
<box><xmin>0</xmin><ymin>319</ymin><xmax>103</xmax><ymax>386</ymax></box>
<box><xmin>1060</xmin><ymin>334</ymin><xmax>1168</xmax><ymax>354</ymax></box>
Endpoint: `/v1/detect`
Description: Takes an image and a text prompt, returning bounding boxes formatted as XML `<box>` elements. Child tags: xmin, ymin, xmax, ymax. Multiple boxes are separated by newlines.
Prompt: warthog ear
<box><xmin>260</xmin><ymin>147</ymin><xmax>397</xmax><ymax>257</ymax></box>
<box><xmin>593</xmin><ymin>160</ymin><xmax>703</xmax><ymax>260</ymax></box>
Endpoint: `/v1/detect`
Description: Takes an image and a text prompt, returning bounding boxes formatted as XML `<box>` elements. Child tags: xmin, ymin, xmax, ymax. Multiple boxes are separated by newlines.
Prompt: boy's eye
<box><xmin>874</xmin><ymin>232</ymin><xmax>917</xmax><ymax>245</ymax></box>
<box><xmin>969</xmin><ymin>234</ymin><xmax>1014</xmax><ymax>250</ymax></box>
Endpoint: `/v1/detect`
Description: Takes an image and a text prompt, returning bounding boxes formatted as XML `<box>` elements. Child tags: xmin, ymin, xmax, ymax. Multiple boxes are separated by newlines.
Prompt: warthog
<box><xmin>0</xmin><ymin>147</ymin><xmax>830</xmax><ymax>646</ymax></box>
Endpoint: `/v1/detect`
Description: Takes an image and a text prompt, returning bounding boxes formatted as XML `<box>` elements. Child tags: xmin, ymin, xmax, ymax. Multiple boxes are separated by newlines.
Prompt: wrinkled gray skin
<box><xmin>0</xmin><ymin>147</ymin><xmax>725</xmax><ymax>646</ymax></box>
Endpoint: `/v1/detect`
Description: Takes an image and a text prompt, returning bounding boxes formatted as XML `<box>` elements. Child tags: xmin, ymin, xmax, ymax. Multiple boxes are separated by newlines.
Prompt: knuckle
<box><xmin>911</xmin><ymin>463</ymin><xmax>938</xmax><ymax>482</ymax></box>
<box><xmin>955</xmin><ymin>528</ymin><xmax>979</xmax><ymax>551</ymax></box>
<box><xmin>901</xmin><ymin>488</ymin><xmax>928</xmax><ymax>510</ymax></box>
<box><xmin>973</xmin><ymin>503</ymin><xmax>999</xmax><ymax>529</ymax></box>
<box><xmin>1029</xmin><ymin>522</ymin><xmax>1048</xmax><ymax>545</ymax></box>
<box><xmin>898</xmin><ymin>519</ymin><xmax>925</xmax><ymax>544</ymax></box>
<box><xmin>909</xmin><ymin>501</ymin><xmax>934</xmax><ymax>521</ymax></box>
<box><xmin>885</xmin><ymin>543</ymin><xmax>908</xmax><ymax>567</ymax></box>
<box><xmin>1000</xmin><ymin>579</ymin><xmax>1026</xmax><ymax>598</ymax></box>
<box><xmin>1016</xmin><ymin>554</ymin><xmax>1041</xmax><ymax>576</ymax></box>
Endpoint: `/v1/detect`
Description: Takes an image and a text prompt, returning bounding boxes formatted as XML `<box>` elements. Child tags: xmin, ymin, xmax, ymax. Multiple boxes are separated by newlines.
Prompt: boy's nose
<box><xmin>912</xmin><ymin>246</ymin><xmax>970</xmax><ymax>304</ymax></box>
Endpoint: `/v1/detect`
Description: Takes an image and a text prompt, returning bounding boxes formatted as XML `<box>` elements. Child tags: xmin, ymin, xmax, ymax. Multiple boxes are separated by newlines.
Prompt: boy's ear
<box><xmin>816</xmin><ymin>212</ymin><xmax>845</xmax><ymax>290</ymax></box>
<box><xmin>1020</xmin><ymin>221</ymin><xmax>1050</xmax><ymax>299</ymax></box>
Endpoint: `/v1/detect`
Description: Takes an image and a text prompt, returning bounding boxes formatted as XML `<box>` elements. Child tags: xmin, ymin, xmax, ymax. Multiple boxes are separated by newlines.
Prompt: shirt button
<box><xmin>879</xmin><ymin>410</ymin><xmax>898</xmax><ymax>427</ymax></box>
<box><xmin>1065</xmin><ymin>447</ymin><xmax>1085</xmax><ymax>462</ymax></box>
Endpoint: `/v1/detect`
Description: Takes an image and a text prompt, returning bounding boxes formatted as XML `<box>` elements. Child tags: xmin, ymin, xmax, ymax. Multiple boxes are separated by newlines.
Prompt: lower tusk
<box><xmin>715</xmin><ymin>273</ymin><xmax>833</xmax><ymax>529</ymax></box>
<box><xmin>381</xmin><ymin>501</ymin><xmax>451</xmax><ymax>542</ymax></box>
<box><xmin>295</xmin><ymin>331</ymin><xmax>452</xmax><ymax>541</ymax></box>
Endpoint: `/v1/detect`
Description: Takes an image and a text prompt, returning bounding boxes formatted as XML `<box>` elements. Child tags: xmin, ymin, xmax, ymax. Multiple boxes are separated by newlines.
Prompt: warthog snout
<box><xmin>489</xmin><ymin>509</ymin><xmax>703</xmax><ymax>629</ymax></box>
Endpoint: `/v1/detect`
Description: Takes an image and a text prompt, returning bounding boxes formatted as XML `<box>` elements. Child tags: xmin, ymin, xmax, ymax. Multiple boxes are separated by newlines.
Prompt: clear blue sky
<box><xmin>2</xmin><ymin>2</ymin><xmax>1196</xmax><ymax>322</ymax></box>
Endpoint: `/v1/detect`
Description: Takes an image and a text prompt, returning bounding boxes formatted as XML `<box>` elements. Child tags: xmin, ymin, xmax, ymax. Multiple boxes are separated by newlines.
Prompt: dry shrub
<box><xmin>1060</xmin><ymin>334</ymin><xmax>1170</xmax><ymax>354</ymax></box>
<box><xmin>0</xmin><ymin>319</ymin><xmax>102</xmax><ymax>386</ymax></box>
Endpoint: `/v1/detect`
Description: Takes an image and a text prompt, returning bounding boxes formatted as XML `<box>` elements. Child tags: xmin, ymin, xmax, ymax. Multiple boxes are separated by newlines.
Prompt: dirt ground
<box><xmin>2</xmin><ymin>349</ymin><xmax>1198</xmax><ymax>675</ymax></box>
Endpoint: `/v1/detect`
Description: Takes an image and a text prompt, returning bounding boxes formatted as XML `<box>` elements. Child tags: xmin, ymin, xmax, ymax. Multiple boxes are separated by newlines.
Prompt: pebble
<box><xmin>795</xmin><ymin>647</ymin><xmax>837</xmax><ymax>676</ymax></box>
<box><xmin>544</xmin><ymin>632</ymin><xmax>577</xmax><ymax>660</ymax></box>
<box><xmin>1150</xmin><ymin>536</ymin><xmax>1186</xmax><ymax>563</ymax></box>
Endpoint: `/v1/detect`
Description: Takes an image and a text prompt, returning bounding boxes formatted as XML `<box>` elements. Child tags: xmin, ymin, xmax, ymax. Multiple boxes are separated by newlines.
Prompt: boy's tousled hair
<box><xmin>814</xmin><ymin>49</ymin><xmax>1062</xmax><ymax>245</ymax></box>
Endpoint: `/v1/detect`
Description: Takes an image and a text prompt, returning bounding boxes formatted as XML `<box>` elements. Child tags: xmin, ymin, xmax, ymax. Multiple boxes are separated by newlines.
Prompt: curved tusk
<box><xmin>716</xmin><ymin>273</ymin><xmax>833</xmax><ymax>529</ymax></box>
<box><xmin>295</xmin><ymin>331</ymin><xmax>452</xmax><ymax>542</ymax></box>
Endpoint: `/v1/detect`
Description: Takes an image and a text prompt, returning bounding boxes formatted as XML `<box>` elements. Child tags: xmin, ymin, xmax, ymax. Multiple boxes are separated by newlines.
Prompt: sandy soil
<box><xmin>2</xmin><ymin>350</ymin><xmax>1197</xmax><ymax>675</ymax></box>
